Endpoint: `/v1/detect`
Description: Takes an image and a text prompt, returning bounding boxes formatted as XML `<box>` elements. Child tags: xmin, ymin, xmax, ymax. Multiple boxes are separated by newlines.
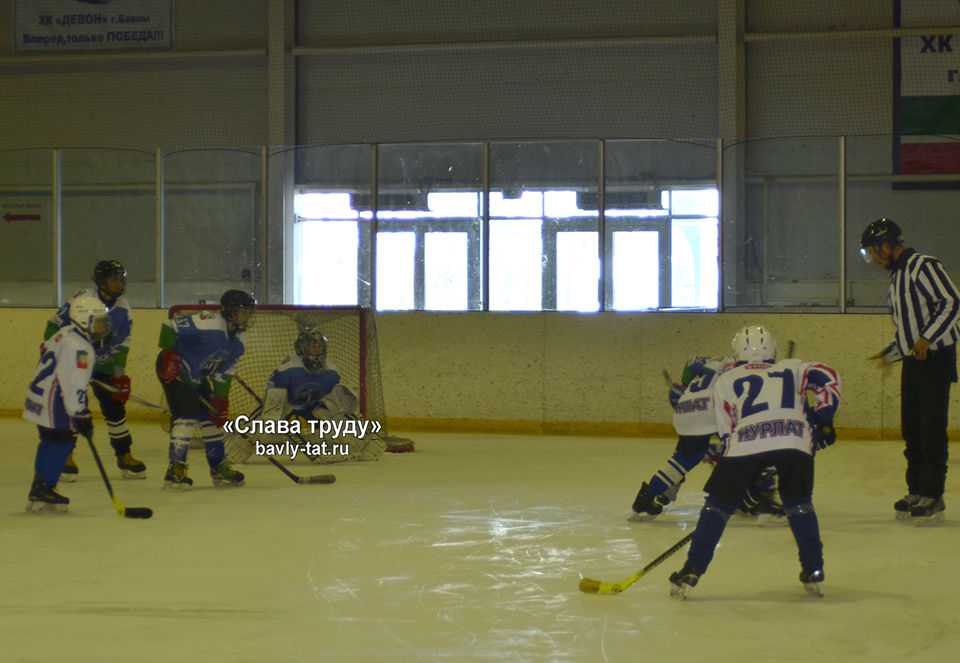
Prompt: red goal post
<box><xmin>167</xmin><ymin>304</ymin><xmax>386</xmax><ymax>429</ymax></box>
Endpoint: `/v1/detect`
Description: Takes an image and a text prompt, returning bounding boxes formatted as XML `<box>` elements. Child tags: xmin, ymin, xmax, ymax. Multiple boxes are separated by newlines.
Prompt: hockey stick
<box><xmin>93</xmin><ymin>378</ymin><xmax>174</xmax><ymax>432</ymax></box>
<box><xmin>195</xmin><ymin>388</ymin><xmax>336</xmax><ymax>485</ymax></box>
<box><xmin>80</xmin><ymin>432</ymin><xmax>153</xmax><ymax>519</ymax></box>
<box><xmin>579</xmin><ymin>531</ymin><xmax>693</xmax><ymax>594</ymax></box>
<box><xmin>662</xmin><ymin>368</ymin><xmax>676</xmax><ymax>388</ymax></box>
<box><xmin>92</xmin><ymin>379</ymin><xmax>170</xmax><ymax>414</ymax></box>
<box><xmin>786</xmin><ymin>340</ymin><xmax>795</xmax><ymax>359</ymax></box>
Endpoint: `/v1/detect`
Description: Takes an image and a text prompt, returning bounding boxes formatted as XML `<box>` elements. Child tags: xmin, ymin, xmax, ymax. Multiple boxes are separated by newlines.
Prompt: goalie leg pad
<box><xmin>225</xmin><ymin>434</ymin><xmax>255</xmax><ymax>464</ymax></box>
<box><xmin>348</xmin><ymin>433</ymin><xmax>387</xmax><ymax>462</ymax></box>
<box><xmin>321</xmin><ymin>384</ymin><xmax>359</xmax><ymax>417</ymax></box>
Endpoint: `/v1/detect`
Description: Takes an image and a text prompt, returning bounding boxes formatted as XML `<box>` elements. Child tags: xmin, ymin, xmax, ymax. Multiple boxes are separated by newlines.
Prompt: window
<box><xmin>293</xmin><ymin>141</ymin><xmax>719</xmax><ymax>311</ymax></box>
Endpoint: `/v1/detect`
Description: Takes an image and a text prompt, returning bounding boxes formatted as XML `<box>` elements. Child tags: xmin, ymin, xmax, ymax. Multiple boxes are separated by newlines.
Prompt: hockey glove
<box><xmin>72</xmin><ymin>410</ymin><xmax>94</xmax><ymax>439</ymax></box>
<box><xmin>207</xmin><ymin>394</ymin><xmax>230</xmax><ymax>427</ymax></box>
<box><xmin>812</xmin><ymin>423</ymin><xmax>836</xmax><ymax>450</ymax></box>
<box><xmin>109</xmin><ymin>375</ymin><xmax>131</xmax><ymax>403</ymax></box>
<box><xmin>158</xmin><ymin>350</ymin><xmax>181</xmax><ymax>383</ymax></box>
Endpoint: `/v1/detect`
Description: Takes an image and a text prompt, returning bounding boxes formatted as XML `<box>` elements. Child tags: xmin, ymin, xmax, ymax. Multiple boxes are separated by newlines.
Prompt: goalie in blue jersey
<box><xmin>156</xmin><ymin>290</ymin><xmax>256</xmax><ymax>488</ymax></box>
<box><xmin>225</xmin><ymin>326</ymin><xmax>386</xmax><ymax>465</ymax></box>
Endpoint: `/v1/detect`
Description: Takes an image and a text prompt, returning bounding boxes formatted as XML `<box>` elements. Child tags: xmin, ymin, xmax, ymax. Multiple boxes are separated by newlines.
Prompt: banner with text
<box><xmin>14</xmin><ymin>0</ymin><xmax>173</xmax><ymax>53</ymax></box>
<box><xmin>895</xmin><ymin>0</ymin><xmax>960</xmax><ymax>175</ymax></box>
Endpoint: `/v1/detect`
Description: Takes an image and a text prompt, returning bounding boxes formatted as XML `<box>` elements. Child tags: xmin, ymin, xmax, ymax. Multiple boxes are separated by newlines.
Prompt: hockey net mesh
<box><xmin>167</xmin><ymin>305</ymin><xmax>405</xmax><ymax>445</ymax></box>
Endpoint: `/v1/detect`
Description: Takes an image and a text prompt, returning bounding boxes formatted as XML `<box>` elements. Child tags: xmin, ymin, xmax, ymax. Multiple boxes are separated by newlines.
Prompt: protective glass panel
<box><xmin>0</xmin><ymin>149</ymin><xmax>54</xmax><ymax>306</ymax></box>
<box><xmin>489</xmin><ymin>218</ymin><xmax>542</xmax><ymax>311</ymax></box>
<box><xmin>425</xmin><ymin>232</ymin><xmax>468</xmax><ymax>311</ymax></box>
<box><xmin>163</xmin><ymin>148</ymin><xmax>262</xmax><ymax>306</ymax></box>
<box><xmin>376</xmin><ymin>231</ymin><xmax>416</xmax><ymax>311</ymax></box>
<box><xmin>61</xmin><ymin>149</ymin><xmax>156</xmax><ymax>307</ymax></box>
<box><xmin>557</xmin><ymin>231</ymin><xmax>599</xmax><ymax>312</ymax></box>
<box><xmin>489</xmin><ymin>141</ymin><xmax>598</xmax><ymax>311</ymax></box>
<box><xmin>294</xmin><ymin>145</ymin><xmax>373</xmax><ymax>307</ymax></box>
<box><xmin>294</xmin><ymin>219</ymin><xmax>359</xmax><ymax>306</ymax></box>
<box><xmin>612</xmin><ymin>230</ymin><xmax>659</xmax><ymax>310</ymax></box>
<box><xmin>671</xmin><ymin>217</ymin><xmax>718</xmax><ymax>309</ymax></box>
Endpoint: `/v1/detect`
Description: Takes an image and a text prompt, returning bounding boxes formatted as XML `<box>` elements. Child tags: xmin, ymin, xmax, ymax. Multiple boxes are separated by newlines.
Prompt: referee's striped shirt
<box><xmin>889</xmin><ymin>248</ymin><xmax>960</xmax><ymax>355</ymax></box>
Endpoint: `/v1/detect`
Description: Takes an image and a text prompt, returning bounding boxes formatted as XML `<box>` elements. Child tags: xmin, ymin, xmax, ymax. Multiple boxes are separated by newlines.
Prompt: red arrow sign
<box><xmin>3</xmin><ymin>212</ymin><xmax>41</xmax><ymax>222</ymax></box>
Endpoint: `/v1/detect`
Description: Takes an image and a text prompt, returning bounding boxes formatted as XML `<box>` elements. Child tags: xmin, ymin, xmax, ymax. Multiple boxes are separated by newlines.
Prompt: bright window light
<box><xmin>670</xmin><ymin>189</ymin><xmax>719</xmax><ymax>217</ymax></box>
<box><xmin>376</xmin><ymin>232</ymin><xmax>415</xmax><ymax>311</ymax></box>
<box><xmin>544</xmin><ymin>190</ymin><xmax>593</xmax><ymax>218</ymax></box>
<box><xmin>489</xmin><ymin>219</ymin><xmax>542</xmax><ymax>310</ymax></box>
<box><xmin>671</xmin><ymin>218</ymin><xmax>718</xmax><ymax>308</ymax></box>
<box><xmin>557</xmin><ymin>231</ymin><xmax>599</xmax><ymax>311</ymax></box>
<box><xmin>490</xmin><ymin>191</ymin><xmax>543</xmax><ymax>218</ymax></box>
<box><xmin>612</xmin><ymin>230</ymin><xmax>659</xmax><ymax>310</ymax></box>
<box><xmin>295</xmin><ymin>192</ymin><xmax>357</xmax><ymax>219</ymax></box>
<box><xmin>425</xmin><ymin>232</ymin><xmax>468</xmax><ymax>310</ymax></box>
<box><xmin>295</xmin><ymin>220</ymin><xmax>358</xmax><ymax>305</ymax></box>
<box><xmin>428</xmin><ymin>192</ymin><xmax>480</xmax><ymax>217</ymax></box>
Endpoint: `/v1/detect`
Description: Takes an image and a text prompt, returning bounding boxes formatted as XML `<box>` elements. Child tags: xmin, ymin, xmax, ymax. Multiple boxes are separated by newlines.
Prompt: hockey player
<box><xmin>24</xmin><ymin>296</ymin><xmax>111</xmax><ymax>513</ymax></box>
<box><xmin>668</xmin><ymin>325</ymin><xmax>840</xmax><ymax>600</ymax></box>
<box><xmin>156</xmin><ymin>289</ymin><xmax>256</xmax><ymax>488</ymax></box>
<box><xmin>45</xmin><ymin>259</ymin><xmax>146</xmax><ymax>480</ymax></box>
<box><xmin>225</xmin><ymin>327</ymin><xmax>385</xmax><ymax>464</ymax></box>
<box><xmin>630</xmin><ymin>355</ymin><xmax>784</xmax><ymax>522</ymax></box>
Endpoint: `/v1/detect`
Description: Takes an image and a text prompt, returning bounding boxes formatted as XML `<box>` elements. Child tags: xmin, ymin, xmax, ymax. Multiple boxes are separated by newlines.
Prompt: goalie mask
<box><xmin>731</xmin><ymin>325</ymin><xmax>777</xmax><ymax>363</ymax></box>
<box><xmin>295</xmin><ymin>327</ymin><xmax>328</xmax><ymax>372</ymax></box>
<box><xmin>70</xmin><ymin>295</ymin><xmax>111</xmax><ymax>345</ymax></box>
<box><xmin>93</xmin><ymin>259</ymin><xmax>127</xmax><ymax>298</ymax></box>
<box><xmin>220</xmin><ymin>289</ymin><xmax>256</xmax><ymax>332</ymax></box>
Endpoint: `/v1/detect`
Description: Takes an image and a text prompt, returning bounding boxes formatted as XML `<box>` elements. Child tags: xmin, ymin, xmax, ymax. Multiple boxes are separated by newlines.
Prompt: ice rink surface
<box><xmin>1</xmin><ymin>419</ymin><xmax>959</xmax><ymax>663</ymax></box>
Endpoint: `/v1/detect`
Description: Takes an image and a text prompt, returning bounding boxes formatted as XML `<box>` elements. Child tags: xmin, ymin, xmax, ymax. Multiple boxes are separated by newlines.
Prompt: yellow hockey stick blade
<box><xmin>578</xmin><ymin>576</ymin><xmax>636</xmax><ymax>594</ymax></box>
<box><xmin>578</xmin><ymin>531</ymin><xmax>693</xmax><ymax>595</ymax></box>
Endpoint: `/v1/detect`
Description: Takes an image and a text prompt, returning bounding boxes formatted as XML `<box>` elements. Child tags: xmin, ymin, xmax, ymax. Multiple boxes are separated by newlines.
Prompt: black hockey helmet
<box><xmin>93</xmin><ymin>259</ymin><xmax>127</xmax><ymax>294</ymax></box>
<box><xmin>220</xmin><ymin>289</ymin><xmax>256</xmax><ymax>331</ymax></box>
<box><xmin>860</xmin><ymin>218</ymin><xmax>903</xmax><ymax>261</ymax></box>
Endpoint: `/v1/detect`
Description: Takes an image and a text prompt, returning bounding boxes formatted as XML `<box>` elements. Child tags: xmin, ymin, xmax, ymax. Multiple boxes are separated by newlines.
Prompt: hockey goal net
<box><xmin>167</xmin><ymin>304</ymin><xmax>412</xmax><ymax>451</ymax></box>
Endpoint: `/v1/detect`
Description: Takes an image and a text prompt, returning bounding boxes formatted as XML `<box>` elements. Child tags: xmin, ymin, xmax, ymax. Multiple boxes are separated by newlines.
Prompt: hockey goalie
<box><xmin>226</xmin><ymin>327</ymin><xmax>387</xmax><ymax>465</ymax></box>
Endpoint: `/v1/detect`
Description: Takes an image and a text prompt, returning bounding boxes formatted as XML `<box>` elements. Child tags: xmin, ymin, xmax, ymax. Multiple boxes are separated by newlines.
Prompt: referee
<box><xmin>861</xmin><ymin>218</ymin><xmax>960</xmax><ymax>524</ymax></box>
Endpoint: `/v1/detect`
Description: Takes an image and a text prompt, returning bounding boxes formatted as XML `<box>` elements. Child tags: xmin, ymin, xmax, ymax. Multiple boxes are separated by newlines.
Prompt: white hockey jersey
<box><xmin>24</xmin><ymin>326</ymin><xmax>94</xmax><ymax>430</ymax></box>
<box><xmin>713</xmin><ymin>358</ymin><xmax>841</xmax><ymax>458</ymax></box>
<box><xmin>672</xmin><ymin>357</ymin><xmax>733</xmax><ymax>436</ymax></box>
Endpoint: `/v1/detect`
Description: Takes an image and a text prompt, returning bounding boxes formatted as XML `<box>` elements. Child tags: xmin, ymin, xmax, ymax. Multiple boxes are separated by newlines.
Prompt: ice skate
<box><xmin>629</xmin><ymin>482</ymin><xmax>664</xmax><ymax>521</ymax></box>
<box><xmin>910</xmin><ymin>497</ymin><xmax>945</xmax><ymax>526</ymax></box>
<box><xmin>60</xmin><ymin>452</ymin><xmax>79</xmax><ymax>483</ymax></box>
<box><xmin>211</xmin><ymin>461</ymin><xmax>245</xmax><ymax>487</ymax></box>
<box><xmin>117</xmin><ymin>452</ymin><xmax>147</xmax><ymax>479</ymax></box>
<box><xmin>799</xmin><ymin>567</ymin><xmax>824</xmax><ymax>597</ymax></box>
<box><xmin>164</xmin><ymin>462</ymin><xmax>193</xmax><ymax>489</ymax></box>
<box><xmin>26</xmin><ymin>475</ymin><xmax>70</xmax><ymax>514</ymax></box>
<box><xmin>894</xmin><ymin>494</ymin><xmax>921</xmax><ymax>521</ymax></box>
<box><xmin>668</xmin><ymin>565</ymin><xmax>700</xmax><ymax>600</ymax></box>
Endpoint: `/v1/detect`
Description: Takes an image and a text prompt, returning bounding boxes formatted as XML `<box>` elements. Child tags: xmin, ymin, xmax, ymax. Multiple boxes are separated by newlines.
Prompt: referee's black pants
<box><xmin>901</xmin><ymin>344</ymin><xmax>957</xmax><ymax>499</ymax></box>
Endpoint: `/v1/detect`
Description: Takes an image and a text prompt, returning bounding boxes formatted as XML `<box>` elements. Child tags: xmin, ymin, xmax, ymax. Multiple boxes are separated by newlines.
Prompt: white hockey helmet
<box><xmin>731</xmin><ymin>325</ymin><xmax>777</xmax><ymax>363</ymax></box>
<box><xmin>70</xmin><ymin>296</ymin><xmax>111</xmax><ymax>342</ymax></box>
